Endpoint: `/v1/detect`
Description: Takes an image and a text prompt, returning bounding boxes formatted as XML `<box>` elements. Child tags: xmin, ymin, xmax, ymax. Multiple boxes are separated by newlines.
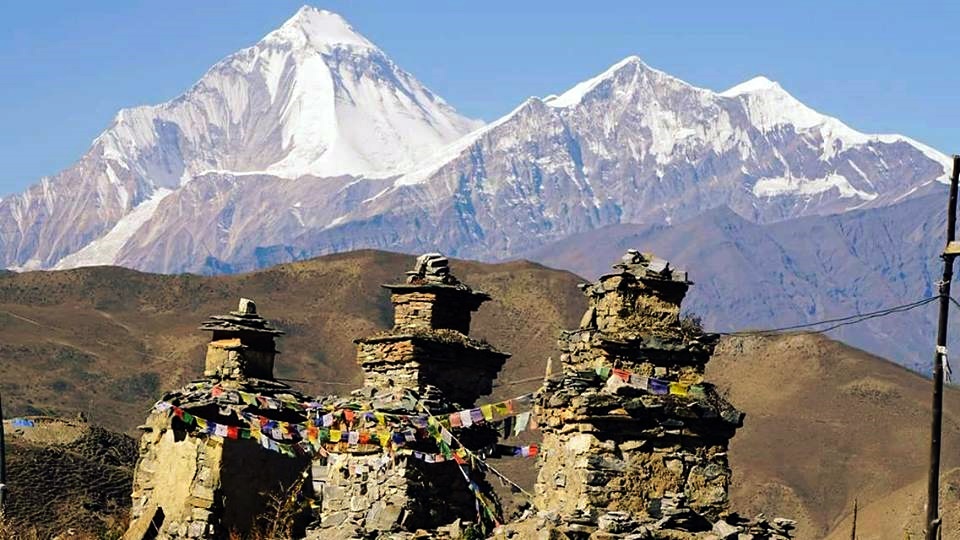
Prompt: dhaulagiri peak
<box><xmin>264</xmin><ymin>5</ymin><xmax>377</xmax><ymax>52</ymax></box>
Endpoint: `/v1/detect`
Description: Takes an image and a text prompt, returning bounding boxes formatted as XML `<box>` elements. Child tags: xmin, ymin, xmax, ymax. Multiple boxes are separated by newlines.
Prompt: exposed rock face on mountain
<box><xmin>313</xmin><ymin>58</ymin><xmax>946</xmax><ymax>261</ymax></box>
<box><xmin>3</xmin><ymin>7</ymin><xmax>947</xmax><ymax>275</ymax></box>
<box><xmin>526</xmin><ymin>191</ymin><xmax>950</xmax><ymax>372</ymax></box>
<box><xmin>97</xmin><ymin>56</ymin><xmax>949</xmax><ymax>274</ymax></box>
<box><xmin>1</xmin><ymin>6</ymin><xmax>479</xmax><ymax>272</ymax></box>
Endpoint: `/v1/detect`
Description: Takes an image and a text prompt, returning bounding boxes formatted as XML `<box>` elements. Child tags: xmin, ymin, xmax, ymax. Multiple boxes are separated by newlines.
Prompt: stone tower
<box><xmin>200</xmin><ymin>297</ymin><xmax>283</xmax><ymax>379</ymax></box>
<box><xmin>308</xmin><ymin>254</ymin><xmax>509</xmax><ymax>537</ymax></box>
<box><xmin>125</xmin><ymin>299</ymin><xmax>312</xmax><ymax>540</ymax></box>
<box><xmin>354</xmin><ymin>253</ymin><xmax>508</xmax><ymax>405</ymax></box>
<box><xmin>534</xmin><ymin>250</ymin><xmax>746</xmax><ymax>535</ymax></box>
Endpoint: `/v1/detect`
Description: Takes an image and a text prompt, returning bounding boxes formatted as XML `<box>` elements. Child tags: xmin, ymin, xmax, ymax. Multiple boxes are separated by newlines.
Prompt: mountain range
<box><xmin>2</xmin><ymin>5</ymin><xmax>954</xmax><ymax>370</ymax></box>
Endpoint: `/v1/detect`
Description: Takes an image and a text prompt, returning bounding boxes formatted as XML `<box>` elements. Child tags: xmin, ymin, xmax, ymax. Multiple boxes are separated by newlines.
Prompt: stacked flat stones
<box><xmin>532</xmin><ymin>250</ymin><xmax>794</xmax><ymax>539</ymax></box>
<box><xmin>308</xmin><ymin>254</ymin><xmax>508</xmax><ymax>538</ymax></box>
<box><xmin>126</xmin><ymin>299</ymin><xmax>312</xmax><ymax>539</ymax></box>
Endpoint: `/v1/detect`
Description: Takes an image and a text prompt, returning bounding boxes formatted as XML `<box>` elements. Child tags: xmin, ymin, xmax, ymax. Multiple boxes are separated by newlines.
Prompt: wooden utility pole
<box><xmin>0</xmin><ymin>389</ymin><xmax>6</xmax><ymax>512</ymax></box>
<box><xmin>926</xmin><ymin>154</ymin><xmax>960</xmax><ymax>540</ymax></box>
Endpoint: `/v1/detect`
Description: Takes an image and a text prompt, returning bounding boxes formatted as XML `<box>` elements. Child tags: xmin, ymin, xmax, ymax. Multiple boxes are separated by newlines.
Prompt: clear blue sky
<box><xmin>1</xmin><ymin>1</ymin><xmax>958</xmax><ymax>195</ymax></box>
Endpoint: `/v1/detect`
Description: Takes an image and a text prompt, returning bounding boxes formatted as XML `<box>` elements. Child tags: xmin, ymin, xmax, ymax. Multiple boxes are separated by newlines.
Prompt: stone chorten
<box><xmin>355</xmin><ymin>253</ymin><xmax>509</xmax><ymax>405</ymax></box>
<box><xmin>533</xmin><ymin>250</ymin><xmax>794</xmax><ymax>538</ymax></box>
<box><xmin>126</xmin><ymin>299</ymin><xmax>312</xmax><ymax>540</ymax></box>
<box><xmin>309</xmin><ymin>254</ymin><xmax>509</xmax><ymax>537</ymax></box>
<box><xmin>199</xmin><ymin>297</ymin><xmax>284</xmax><ymax>380</ymax></box>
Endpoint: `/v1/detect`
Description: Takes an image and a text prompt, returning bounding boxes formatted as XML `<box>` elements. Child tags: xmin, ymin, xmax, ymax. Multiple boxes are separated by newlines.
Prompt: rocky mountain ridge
<box><xmin>2</xmin><ymin>6</ymin><xmax>954</xmax><ymax>372</ymax></box>
<box><xmin>2</xmin><ymin>6</ymin><xmax>479</xmax><ymax>272</ymax></box>
<box><xmin>3</xmin><ymin>6</ymin><xmax>948</xmax><ymax>274</ymax></box>
<box><xmin>527</xmin><ymin>190</ymin><xmax>952</xmax><ymax>372</ymax></box>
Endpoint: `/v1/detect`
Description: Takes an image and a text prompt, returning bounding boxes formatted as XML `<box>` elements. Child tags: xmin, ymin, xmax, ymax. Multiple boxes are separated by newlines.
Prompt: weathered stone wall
<box><xmin>307</xmin><ymin>454</ymin><xmax>479</xmax><ymax>537</ymax></box>
<box><xmin>391</xmin><ymin>292</ymin><xmax>438</xmax><ymax>332</ymax></box>
<box><xmin>357</xmin><ymin>336</ymin><xmax>505</xmax><ymax>406</ymax></box>
<box><xmin>535</xmin><ymin>388</ymin><xmax>734</xmax><ymax>521</ymax></box>
<box><xmin>127</xmin><ymin>413</ymin><xmax>224</xmax><ymax>538</ymax></box>
<box><xmin>203</xmin><ymin>338</ymin><xmax>276</xmax><ymax>380</ymax></box>
<box><xmin>526</xmin><ymin>253</ymin><xmax>785</xmax><ymax>538</ymax></box>
<box><xmin>586</xmin><ymin>274</ymin><xmax>687</xmax><ymax>336</ymax></box>
<box><xmin>391</xmin><ymin>291</ymin><xmax>474</xmax><ymax>334</ymax></box>
<box><xmin>220</xmin><ymin>439</ymin><xmax>310</xmax><ymax>534</ymax></box>
<box><xmin>127</xmin><ymin>414</ymin><xmax>311</xmax><ymax>539</ymax></box>
<box><xmin>558</xmin><ymin>328</ymin><xmax>716</xmax><ymax>380</ymax></box>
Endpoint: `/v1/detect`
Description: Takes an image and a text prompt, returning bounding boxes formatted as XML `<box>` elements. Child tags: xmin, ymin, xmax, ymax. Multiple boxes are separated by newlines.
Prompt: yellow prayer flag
<box><xmin>330</xmin><ymin>429</ymin><xmax>342</xmax><ymax>442</ymax></box>
<box><xmin>195</xmin><ymin>418</ymin><xmax>208</xmax><ymax>430</ymax></box>
<box><xmin>481</xmin><ymin>404</ymin><xmax>494</xmax><ymax>422</ymax></box>
<box><xmin>669</xmin><ymin>382</ymin><xmax>688</xmax><ymax>396</ymax></box>
<box><xmin>374</xmin><ymin>412</ymin><xmax>385</xmax><ymax>425</ymax></box>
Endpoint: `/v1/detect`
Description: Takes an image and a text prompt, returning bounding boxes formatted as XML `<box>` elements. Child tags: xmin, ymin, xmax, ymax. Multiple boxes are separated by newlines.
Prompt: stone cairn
<box><xmin>522</xmin><ymin>250</ymin><xmax>795</xmax><ymax>539</ymax></box>
<box><xmin>125</xmin><ymin>299</ymin><xmax>313</xmax><ymax>539</ymax></box>
<box><xmin>306</xmin><ymin>253</ymin><xmax>510</xmax><ymax>538</ymax></box>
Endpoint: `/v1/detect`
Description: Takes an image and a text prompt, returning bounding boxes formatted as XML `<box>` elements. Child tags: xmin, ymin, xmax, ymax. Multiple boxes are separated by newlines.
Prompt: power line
<box><xmin>716</xmin><ymin>296</ymin><xmax>941</xmax><ymax>337</ymax></box>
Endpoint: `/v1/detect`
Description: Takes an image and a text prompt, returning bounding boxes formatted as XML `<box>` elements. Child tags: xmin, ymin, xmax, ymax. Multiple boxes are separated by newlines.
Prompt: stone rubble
<box><xmin>503</xmin><ymin>250</ymin><xmax>794</xmax><ymax>539</ymax></box>
<box><xmin>124</xmin><ymin>252</ymin><xmax>795</xmax><ymax>540</ymax></box>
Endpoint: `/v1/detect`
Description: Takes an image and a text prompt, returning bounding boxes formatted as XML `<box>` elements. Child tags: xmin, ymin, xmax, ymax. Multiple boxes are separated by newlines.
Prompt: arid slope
<box><xmin>0</xmin><ymin>251</ymin><xmax>957</xmax><ymax>538</ymax></box>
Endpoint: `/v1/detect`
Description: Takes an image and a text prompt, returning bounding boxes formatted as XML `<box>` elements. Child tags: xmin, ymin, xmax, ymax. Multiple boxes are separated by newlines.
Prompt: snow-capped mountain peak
<box><xmin>545</xmin><ymin>56</ymin><xmax>646</xmax><ymax>108</ymax></box>
<box><xmin>719</xmin><ymin>75</ymin><xmax>781</xmax><ymax>96</ymax></box>
<box><xmin>720</xmin><ymin>74</ymin><xmax>832</xmax><ymax>133</ymax></box>
<box><xmin>720</xmin><ymin>74</ymin><xmax>949</xmax><ymax>174</ymax></box>
<box><xmin>4</xmin><ymin>6</ymin><xmax>482</xmax><ymax>271</ymax></box>
<box><xmin>92</xmin><ymin>5</ymin><xmax>483</xmax><ymax>186</ymax></box>
<box><xmin>265</xmin><ymin>6</ymin><xmax>375</xmax><ymax>52</ymax></box>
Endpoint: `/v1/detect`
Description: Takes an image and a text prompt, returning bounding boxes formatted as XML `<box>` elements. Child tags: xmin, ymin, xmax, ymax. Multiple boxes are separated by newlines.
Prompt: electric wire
<box><xmin>715</xmin><ymin>295</ymin><xmax>940</xmax><ymax>336</ymax></box>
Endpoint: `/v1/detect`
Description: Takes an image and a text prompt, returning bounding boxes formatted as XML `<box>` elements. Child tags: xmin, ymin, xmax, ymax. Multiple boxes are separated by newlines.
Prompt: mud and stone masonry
<box><xmin>124</xmin><ymin>251</ymin><xmax>794</xmax><ymax>540</ymax></box>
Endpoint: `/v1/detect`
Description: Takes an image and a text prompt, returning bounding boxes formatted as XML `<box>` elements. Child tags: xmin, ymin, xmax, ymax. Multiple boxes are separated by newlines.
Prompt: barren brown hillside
<box><xmin>711</xmin><ymin>334</ymin><xmax>960</xmax><ymax>538</ymax></box>
<box><xmin>0</xmin><ymin>250</ymin><xmax>957</xmax><ymax>538</ymax></box>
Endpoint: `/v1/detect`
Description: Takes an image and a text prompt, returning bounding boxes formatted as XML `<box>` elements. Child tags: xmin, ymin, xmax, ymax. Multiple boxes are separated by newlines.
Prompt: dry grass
<box><xmin>2</xmin><ymin>251</ymin><xmax>959</xmax><ymax>538</ymax></box>
<box><xmin>711</xmin><ymin>334</ymin><xmax>960</xmax><ymax>539</ymax></box>
<box><xmin>0</xmin><ymin>512</ymin><xmax>126</xmax><ymax>540</ymax></box>
<box><xmin>230</xmin><ymin>468</ymin><xmax>311</xmax><ymax>540</ymax></box>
